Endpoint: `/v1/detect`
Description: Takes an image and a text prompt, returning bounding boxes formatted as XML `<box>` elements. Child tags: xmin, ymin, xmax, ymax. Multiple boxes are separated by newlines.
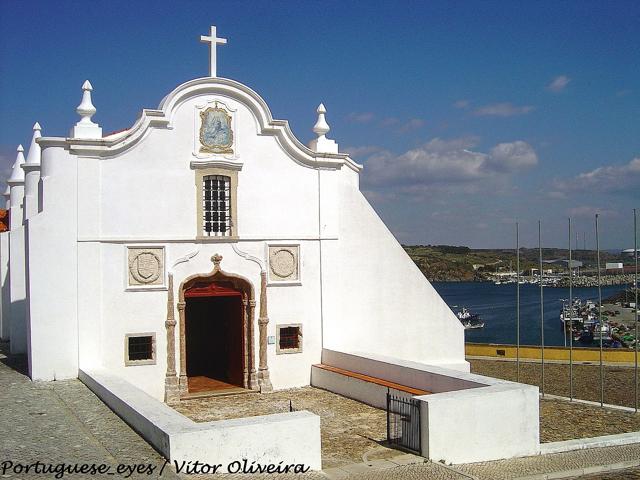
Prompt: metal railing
<box><xmin>386</xmin><ymin>391</ymin><xmax>421</xmax><ymax>454</ymax></box>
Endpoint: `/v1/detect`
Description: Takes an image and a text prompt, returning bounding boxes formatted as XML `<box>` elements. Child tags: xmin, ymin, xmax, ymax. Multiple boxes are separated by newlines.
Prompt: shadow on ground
<box><xmin>0</xmin><ymin>340</ymin><xmax>28</xmax><ymax>376</ymax></box>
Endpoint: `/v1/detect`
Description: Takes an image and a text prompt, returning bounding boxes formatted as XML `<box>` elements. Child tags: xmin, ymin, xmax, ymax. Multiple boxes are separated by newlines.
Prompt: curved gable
<box><xmin>54</xmin><ymin>77</ymin><xmax>361</xmax><ymax>172</ymax></box>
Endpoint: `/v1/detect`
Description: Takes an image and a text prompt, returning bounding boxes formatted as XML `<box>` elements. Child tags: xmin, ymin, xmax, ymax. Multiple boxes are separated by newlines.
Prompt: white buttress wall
<box><xmin>0</xmin><ymin>232</ymin><xmax>9</xmax><ymax>340</ymax></box>
<box><xmin>322</xmin><ymin>169</ymin><xmax>466</xmax><ymax>369</ymax></box>
<box><xmin>9</xmin><ymin>185</ymin><xmax>26</xmax><ymax>354</ymax></box>
<box><xmin>27</xmin><ymin>146</ymin><xmax>79</xmax><ymax>380</ymax></box>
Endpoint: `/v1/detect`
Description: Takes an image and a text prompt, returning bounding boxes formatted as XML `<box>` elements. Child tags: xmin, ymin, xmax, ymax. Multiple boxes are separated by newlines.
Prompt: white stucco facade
<box><xmin>3</xmin><ymin>31</ymin><xmax>466</xmax><ymax>403</ymax></box>
<box><xmin>0</xmin><ymin>230</ymin><xmax>9</xmax><ymax>341</ymax></box>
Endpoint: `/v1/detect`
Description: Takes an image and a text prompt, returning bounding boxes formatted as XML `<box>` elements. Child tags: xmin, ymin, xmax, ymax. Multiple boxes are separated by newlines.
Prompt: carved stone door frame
<box><xmin>176</xmin><ymin>254</ymin><xmax>258</xmax><ymax>396</ymax></box>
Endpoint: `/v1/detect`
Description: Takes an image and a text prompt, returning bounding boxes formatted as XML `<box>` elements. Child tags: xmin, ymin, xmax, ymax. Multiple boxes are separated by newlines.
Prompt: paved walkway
<box><xmin>2</xmin><ymin>341</ymin><xmax>640</xmax><ymax>479</ymax></box>
<box><xmin>0</xmin><ymin>341</ymin><xmax>178</xmax><ymax>480</ymax></box>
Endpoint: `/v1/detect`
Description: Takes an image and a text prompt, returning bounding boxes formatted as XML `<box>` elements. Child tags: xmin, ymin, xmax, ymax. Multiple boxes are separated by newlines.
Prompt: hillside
<box><xmin>403</xmin><ymin>245</ymin><xmax>628</xmax><ymax>282</ymax></box>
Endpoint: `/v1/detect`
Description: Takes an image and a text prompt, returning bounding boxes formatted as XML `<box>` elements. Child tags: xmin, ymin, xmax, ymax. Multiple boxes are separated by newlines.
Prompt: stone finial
<box><xmin>70</xmin><ymin>80</ymin><xmax>102</xmax><ymax>139</ymax></box>
<box><xmin>25</xmin><ymin>122</ymin><xmax>42</xmax><ymax>166</ymax></box>
<box><xmin>313</xmin><ymin>103</ymin><xmax>330</xmax><ymax>137</ymax></box>
<box><xmin>309</xmin><ymin>103</ymin><xmax>339</xmax><ymax>154</ymax></box>
<box><xmin>212</xmin><ymin>253</ymin><xmax>223</xmax><ymax>269</ymax></box>
<box><xmin>8</xmin><ymin>145</ymin><xmax>26</xmax><ymax>184</ymax></box>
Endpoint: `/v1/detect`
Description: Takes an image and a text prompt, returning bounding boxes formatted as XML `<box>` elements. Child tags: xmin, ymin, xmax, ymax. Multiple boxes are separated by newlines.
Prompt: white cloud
<box><xmin>473</xmin><ymin>103</ymin><xmax>535</xmax><ymax>117</ymax></box>
<box><xmin>547</xmin><ymin>191</ymin><xmax>567</xmax><ymax>199</ymax></box>
<box><xmin>554</xmin><ymin>158</ymin><xmax>640</xmax><ymax>194</ymax></box>
<box><xmin>487</xmin><ymin>141</ymin><xmax>538</xmax><ymax>172</ymax></box>
<box><xmin>397</xmin><ymin>118</ymin><xmax>425</xmax><ymax>133</ymax></box>
<box><xmin>343</xmin><ymin>145</ymin><xmax>383</xmax><ymax>158</ymax></box>
<box><xmin>453</xmin><ymin>100</ymin><xmax>470</xmax><ymax>109</ymax></box>
<box><xmin>567</xmin><ymin>206</ymin><xmax>618</xmax><ymax>218</ymax></box>
<box><xmin>379</xmin><ymin>117</ymin><xmax>399</xmax><ymax>126</ymax></box>
<box><xmin>362</xmin><ymin>137</ymin><xmax>538</xmax><ymax>195</ymax></box>
<box><xmin>347</xmin><ymin>112</ymin><xmax>375</xmax><ymax>123</ymax></box>
<box><xmin>547</xmin><ymin>75</ymin><xmax>571</xmax><ymax>92</ymax></box>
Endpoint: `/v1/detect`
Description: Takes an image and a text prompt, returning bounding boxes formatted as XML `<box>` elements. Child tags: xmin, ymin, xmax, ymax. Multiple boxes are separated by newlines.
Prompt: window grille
<box><xmin>203</xmin><ymin>175</ymin><xmax>231</xmax><ymax>236</ymax></box>
<box><xmin>279</xmin><ymin>326</ymin><xmax>300</xmax><ymax>350</ymax></box>
<box><xmin>128</xmin><ymin>336</ymin><xmax>153</xmax><ymax>361</ymax></box>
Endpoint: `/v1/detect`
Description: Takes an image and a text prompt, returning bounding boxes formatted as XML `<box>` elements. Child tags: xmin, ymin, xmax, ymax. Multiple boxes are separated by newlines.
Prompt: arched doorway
<box><xmin>177</xmin><ymin>255</ymin><xmax>257</xmax><ymax>395</ymax></box>
<box><xmin>184</xmin><ymin>281</ymin><xmax>244</xmax><ymax>392</ymax></box>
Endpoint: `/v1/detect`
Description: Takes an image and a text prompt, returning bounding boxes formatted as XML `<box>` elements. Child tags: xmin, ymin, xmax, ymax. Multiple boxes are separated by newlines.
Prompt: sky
<box><xmin>0</xmin><ymin>0</ymin><xmax>638</xmax><ymax>249</ymax></box>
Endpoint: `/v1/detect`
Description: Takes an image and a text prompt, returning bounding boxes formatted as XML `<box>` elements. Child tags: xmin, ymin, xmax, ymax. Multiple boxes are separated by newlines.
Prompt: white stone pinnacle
<box><xmin>8</xmin><ymin>145</ymin><xmax>26</xmax><ymax>183</ymax></box>
<box><xmin>25</xmin><ymin>122</ymin><xmax>42</xmax><ymax>165</ymax></box>
<box><xmin>77</xmin><ymin>80</ymin><xmax>96</xmax><ymax>124</ymax></box>
<box><xmin>309</xmin><ymin>103</ymin><xmax>338</xmax><ymax>154</ymax></box>
<box><xmin>71</xmin><ymin>80</ymin><xmax>102</xmax><ymax>139</ymax></box>
<box><xmin>200</xmin><ymin>25</ymin><xmax>227</xmax><ymax>77</ymax></box>
<box><xmin>313</xmin><ymin>103</ymin><xmax>330</xmax><ymax>137</ymax></box>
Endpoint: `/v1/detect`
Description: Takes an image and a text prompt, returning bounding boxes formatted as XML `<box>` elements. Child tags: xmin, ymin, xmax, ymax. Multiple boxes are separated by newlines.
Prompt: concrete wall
<box><xmin>316</xmin><ymin>349</ymin><xmax>540</xmax><ymax>464</ymax></box>
<box><xmin>420</xmin><ymin>383</ymin><xmax>539</xmax><ymax>463</ymax></box>
<box><xmin>467</xmin><ymin>342</ymin><xmax>640</xmax><ymax>363</ymax></box>
<box><xmin>311</xmin><ymin>365</ymin><xmax>391</xmax><ymax>409</ymax></box>
<box><xmin>80</xmin><ymin>368</ymin><xmax>322</xmax><ymax>471</ymax></box>
<box><xmin>321</xmin><ymin>350</ymin><xmax>478</xmax><ymax>393</ymax></box>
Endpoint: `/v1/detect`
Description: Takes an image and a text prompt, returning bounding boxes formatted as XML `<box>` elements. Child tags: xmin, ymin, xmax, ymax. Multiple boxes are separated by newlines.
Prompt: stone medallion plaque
<box><xmin>128</xmin><ymin>247</ymin><xmax>164</xmax><ymax>287</ymax></box>
<box><xmin>268</xmin><ymin>245</ymin><xmax>299</xmax><ymax>282</ymax></box>
<box><xmin>199</xmin><ymin>102</ymin><xmax>233</xmax><ymax>154</ymax></box>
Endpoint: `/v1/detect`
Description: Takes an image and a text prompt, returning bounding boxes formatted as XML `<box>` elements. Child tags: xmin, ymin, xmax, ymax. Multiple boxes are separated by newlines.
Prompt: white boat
<box><xmin>457</xmin><ymin>308</ymin><xmax>484</xmax><ymax>329</ymax></box>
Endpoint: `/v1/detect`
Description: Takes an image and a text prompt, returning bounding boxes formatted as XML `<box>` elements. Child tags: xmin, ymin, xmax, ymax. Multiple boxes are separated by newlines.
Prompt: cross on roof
<box><xmin>200</xmin><ymin>25</ymin><xmax>227</xmax><ymax>78</ymax></box>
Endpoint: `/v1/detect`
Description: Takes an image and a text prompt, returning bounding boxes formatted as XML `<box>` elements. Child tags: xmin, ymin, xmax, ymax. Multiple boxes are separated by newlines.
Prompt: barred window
<box><xmin>124</xmin><ymin>333</ymin><xmax>156</xmax><ymax>366</ymax></box>
<box><xmin>276</xmin><ymin>324</ymin><xmax>303</xmax><ymax>354</ymax></box>
<box><xmin>203</xmin><ymin>175</ymin><xmax>231</xmax><ymax>236</ymax></box>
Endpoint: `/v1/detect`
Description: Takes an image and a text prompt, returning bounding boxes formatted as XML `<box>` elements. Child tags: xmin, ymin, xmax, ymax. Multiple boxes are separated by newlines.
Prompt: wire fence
<box><xmin>510</xmin><ymin>210</ymin><xmax>639</xmax><ymax>412</ymax></box>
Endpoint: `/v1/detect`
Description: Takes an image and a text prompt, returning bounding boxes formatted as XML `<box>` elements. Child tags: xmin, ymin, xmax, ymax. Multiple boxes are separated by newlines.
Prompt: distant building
<box><xmin>543</xmin><ymin>259</ymin><xmax>582</xmax><ymax>269</ymax></box>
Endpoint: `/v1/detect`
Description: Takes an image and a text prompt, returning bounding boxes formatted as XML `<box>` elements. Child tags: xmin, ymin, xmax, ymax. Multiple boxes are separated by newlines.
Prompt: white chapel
<box><xmin>0</xmin><ymin>25</ymin><xmax>467</xmax><ymax>403</ymax></box>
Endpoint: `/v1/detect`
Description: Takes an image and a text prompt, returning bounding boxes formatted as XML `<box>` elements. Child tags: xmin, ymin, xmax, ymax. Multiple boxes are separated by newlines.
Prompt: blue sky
<box><xmin>1</xmin><ymin>0</ymin><xmax>638</xmax><ymax>249</ymax></box>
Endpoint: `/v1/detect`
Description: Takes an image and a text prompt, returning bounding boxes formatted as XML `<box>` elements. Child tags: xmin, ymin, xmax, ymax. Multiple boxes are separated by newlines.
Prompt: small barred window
<box><xmin>125</xmin><ymin>333</ymin><xmax>156</xmax><ymax>366</ymax></box>
<box><xmin>279</xmin><ymin>327</ymin><xmax>300</xmax><ymax>350</ymax></box>
<box><xmin>203</xmin><ymin>175</ymin><xmax>231</xmax><ymax>236</ymax></box>
<box><xmin>276</xmin><ymin>324</ymin><xmax>303</xmax><ymax>354</ymax></box>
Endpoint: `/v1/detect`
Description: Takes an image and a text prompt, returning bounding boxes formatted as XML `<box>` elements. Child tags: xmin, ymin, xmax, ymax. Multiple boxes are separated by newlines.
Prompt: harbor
<box><xmin>434</xmin><ymin>281</ymin><xmax>635</xmax><ymax>347</ymax></box>
<box><xmin>488</xmin><ymin>272</ymin><xmax>637</xmax><ymax>288</ymax></box>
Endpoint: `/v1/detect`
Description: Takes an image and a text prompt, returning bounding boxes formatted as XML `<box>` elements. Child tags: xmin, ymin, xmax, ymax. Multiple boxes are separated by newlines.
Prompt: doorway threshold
<box><xmin>182</xmin><ymin>387</ymin><xmax>256</xmax><ymax>400</ymax></box>
<box><xmin>183</xmin><ymin>375</ymin><xmax>257</xmax><ymax>400</ymax></box>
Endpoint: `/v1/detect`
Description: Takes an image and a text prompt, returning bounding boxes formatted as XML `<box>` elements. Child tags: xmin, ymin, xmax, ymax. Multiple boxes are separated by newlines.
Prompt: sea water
<box><xmin>432</xmin><ymin>282</ymin><xmax>624</xmax><ymax>347</ymax></box>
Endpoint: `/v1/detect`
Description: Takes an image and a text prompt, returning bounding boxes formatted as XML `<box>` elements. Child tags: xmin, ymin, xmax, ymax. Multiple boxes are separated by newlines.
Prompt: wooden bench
<box><xmin>313</xmin><ymin>364</ymin><xmax>430</xmax><ymax>396</ymax></box>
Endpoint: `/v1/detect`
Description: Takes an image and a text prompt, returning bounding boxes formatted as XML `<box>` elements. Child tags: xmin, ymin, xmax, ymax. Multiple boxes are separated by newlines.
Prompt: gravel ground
<box><xmin>574</xmin><ymin>467</ymin><xmax>640</xmax><ymax>480</ymax></box>
<box><xmin>540</xmin><ymin>398</ymin><xmax>640</xmax><ymax>442</ymax></box>
<box><xmin>174</xmin><ymin>387</ymin><xmax>391</xmax><ymax>469</ymax></box>
<box><xmin>470</xmin><ymin>358</ymin><xmax>640</xmax><ymax>409</ymax></box>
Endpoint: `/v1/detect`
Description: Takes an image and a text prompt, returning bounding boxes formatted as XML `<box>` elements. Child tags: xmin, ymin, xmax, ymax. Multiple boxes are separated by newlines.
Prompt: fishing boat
<box><xmin>456</xmin><ymin>307</ymin><xmax>485</xmax><ymax>329</ymax></box>
<box><xmin>461</xmin><ymin>318</ymin><xmax>485</xmax><ymax>329</ymax></box>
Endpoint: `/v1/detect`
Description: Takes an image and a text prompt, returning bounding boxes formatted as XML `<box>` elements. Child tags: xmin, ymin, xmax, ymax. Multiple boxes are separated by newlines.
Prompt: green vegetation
<box><xmin>403</xmin><ymin>245</ymin><xmax>627</xmax><ymax>282</ymax></box>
